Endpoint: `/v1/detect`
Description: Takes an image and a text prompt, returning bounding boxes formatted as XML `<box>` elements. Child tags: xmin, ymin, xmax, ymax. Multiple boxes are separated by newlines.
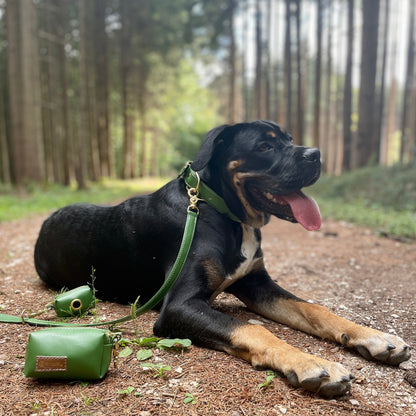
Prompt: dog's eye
<box><xmin>258</xmin><ymin>142</ymin><xmax>273</xmax><ymax>152</ymax></box>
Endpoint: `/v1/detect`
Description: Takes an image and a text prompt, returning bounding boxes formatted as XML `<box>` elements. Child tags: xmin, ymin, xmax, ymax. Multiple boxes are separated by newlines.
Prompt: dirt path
<box><xmin>0</xmin><ymin>214</ymin><xmax>415</xmax><ymax>415</ymax></box>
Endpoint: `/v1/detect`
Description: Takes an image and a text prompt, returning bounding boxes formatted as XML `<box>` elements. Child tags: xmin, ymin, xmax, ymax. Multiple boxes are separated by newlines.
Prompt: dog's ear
<box><xmin>191</xmin><ymin>124</ymin><xmax>230</xmax><ymax>171</ymax></box>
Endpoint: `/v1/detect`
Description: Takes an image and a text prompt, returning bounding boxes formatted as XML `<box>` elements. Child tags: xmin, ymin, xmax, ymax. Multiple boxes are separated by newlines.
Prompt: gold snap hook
<box><xmin>187</xmin><ymin>171</ymin><xmax>202</xmax><ymax>214</ymax></box>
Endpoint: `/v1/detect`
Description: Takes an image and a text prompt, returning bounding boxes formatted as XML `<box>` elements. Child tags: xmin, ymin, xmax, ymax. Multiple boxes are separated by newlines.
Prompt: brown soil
<box><xmin>0</xmin><ymin>214</ymin><xmax>415</xmax><ymax>416</ymax></box>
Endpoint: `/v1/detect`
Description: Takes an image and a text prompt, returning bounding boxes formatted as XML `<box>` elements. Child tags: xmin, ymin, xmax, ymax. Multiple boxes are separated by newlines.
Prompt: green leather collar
<box><xmin>180</xmin><ymin>162</ymin><xmax>241</xmax><ymax>223</ymax></box>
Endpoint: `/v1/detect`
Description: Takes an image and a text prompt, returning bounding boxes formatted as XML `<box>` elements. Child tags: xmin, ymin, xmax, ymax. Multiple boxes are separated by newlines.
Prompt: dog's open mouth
<box><xmin>249</xmin><ymin>188</ymin><xmax>321</xmax><ymax>231</ymax></box>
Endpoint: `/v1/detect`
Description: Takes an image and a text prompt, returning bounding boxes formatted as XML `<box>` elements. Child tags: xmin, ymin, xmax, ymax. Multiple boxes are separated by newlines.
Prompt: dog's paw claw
<box><xmin>353</xmin><ymin>333</ymin><xmax>411</xmax><ymax>365</ymax></box>
<box><xmin>356</xmin><ymin>345</ymin><xmax>372</xmax><ymax>360</ymax></box>
<box><xmin>286</xmin><ymin>360</ymin><xmax>353</xmax><ymax>398</ymax></box>
<box><xmin>286</xmin><ymin>370</ymin><xmax>300</xmax><ymax>387</ymax></box>
<box><xmin>301</xmin><ymin>376</ymin><xmax>324</xmax><ymax>392</ymax></box>
<box><xmin>319</xmin><ymin>378</ymin><xmax>352</xmax><ymax>398</ymax></box>
<box><xmin>387</xmin><ymin>344</ymin><xmax>411</xmax><ymax>365</ymax></box>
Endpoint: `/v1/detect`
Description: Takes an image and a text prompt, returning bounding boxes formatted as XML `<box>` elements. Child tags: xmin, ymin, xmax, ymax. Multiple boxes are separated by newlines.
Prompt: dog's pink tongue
<box><xmin>281</xmin><ymin>192</ymin><xmax>321</xmax><ymax>231</ymax></box>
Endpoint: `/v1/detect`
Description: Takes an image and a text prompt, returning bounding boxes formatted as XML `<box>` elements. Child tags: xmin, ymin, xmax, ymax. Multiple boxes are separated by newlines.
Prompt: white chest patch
<box><xmin>210</xmin><ymin>225</ymin><xmax>261</xmax><ymax>303</ymax></box>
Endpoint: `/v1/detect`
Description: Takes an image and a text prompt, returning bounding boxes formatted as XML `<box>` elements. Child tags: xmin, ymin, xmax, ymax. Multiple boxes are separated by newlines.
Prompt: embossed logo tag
<box><xmin>35</xmin><ymin>356</ymin><xmax>67</xmax><ymax>372</ymax></box>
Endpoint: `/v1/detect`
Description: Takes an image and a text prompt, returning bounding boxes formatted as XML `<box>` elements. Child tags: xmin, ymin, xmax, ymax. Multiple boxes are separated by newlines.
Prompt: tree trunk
<box><xmin>229</xmin><ymin>0</ymin><xmax>238</xmax><ymax>123</ymax></box>
<box><xmin>6</xmin><ymin>0</ymin><xmax>44</xmax><ymax>185</ymax></box>
<box><xmin>294</xmin><ymin>0</ymin><xmax>303</xmax><ymax>145</ymax></box>
<box><xmin>39</xmin><ymin>0</ymin><xmax>64</xmax><ymax>184</ymax></box>
<box><xmin>121</xmin><ymin>1</ymin><xmax>137</xmax><ymax>179</ymax></box>
<box><xmin>242</xmin><ymin>0</ymin><xmax>251</xmax><ymax>121</ymax></box>
<box><xmin>39</xmin><ymin>7</ymin><xmax>54</xmax><ymax>184</ymax></box>
<box><xmin>333</xmin><ymin>4</ymin><xmax>344</xmax><ymax>175</ymax></box>
<box><xmin>84</xmin><ymin>1</ymin><xmax>100</xmax><ymax>182</ymax></box>
<box><xmin>265</xmin><ymin>0</ymin><xmax>272</xmax><ymax>120</ymax></box>
<box><xmin>273</xmin><ymin>0</ymin><xmax>283</xmax><ymax>124</ymax></box>
<box><xmin>400</xmin><ymin>0</ymin><xmax>415</xmax><ymax>163</ymax></box>
<box><xmin>150</xmin><ymin>128</ymin><xmax>159</xmax><ymax>177</ymax></box>
<box><xmin>323</xmin><ymin>1</ymin><xmax>332</xmax><ymax>172</ymax></box>
<box><xmin>313</xmin><ymin>0</ymin><xmax>323</xmax><ymax>150</ymax></box>
<box><xmin>356</xmin><ymin>0</ymin><xmax>380</xmax><ymax>167</ymax></box>
<box><xmin>138</xmin><ymin>69</ymin><xmax>148</xmax><ymax>178</ymax></box>
<box><xmin>94</xmin><ymin>0</ymin><xmax>112</xmax><ymax>178</ymax></box>
<box><xmin>382</xmin><ymin>0</ymin><xmax>400</xmax><ymax>165</ymax></box>
<box><xmin>343</xmin><ymin>0</ymin><xmax>354</xmax><ymax>171</ymax></box>
<box><xmin>77</xmin><ymin>0</ymin><xmax>89</xmax><ymax>189</ymax></box>
<box><xmin>284</xmin><ymin>0</ymin><xmax>292</xmax><ymax>131</ymax></box>
<box><xmin>57</xmin><ymin>1</ymin><xmax>72</xmax><ymax>185</ymax></box>
<box><xmin>375</xmin><ymin>0</ymin><xmax>390</xmax><ymax>164</ymax></box>
<box><xmin>0</xmin><ymin>73</ymin><xmax>11</xmax><ymax>183</ymax></box>
<box><xmin>255</xmin><ymin>0</ymin><xmax>263</xmax><ymax>119</ymax></box>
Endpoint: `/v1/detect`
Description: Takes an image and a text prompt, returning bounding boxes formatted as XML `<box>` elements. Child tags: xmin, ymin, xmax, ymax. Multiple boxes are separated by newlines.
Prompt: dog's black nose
<box><xmin>303</xmin><ymin>148</ymin><xmax>321</xmax><ymax>163</ymax></box>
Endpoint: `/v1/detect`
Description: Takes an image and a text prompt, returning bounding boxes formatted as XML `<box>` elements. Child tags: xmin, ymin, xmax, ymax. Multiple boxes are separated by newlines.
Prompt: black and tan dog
<box><xmin>34</xmin><ymin>121</ymin><xmax>410</xmax><ymax>398</ymax></box>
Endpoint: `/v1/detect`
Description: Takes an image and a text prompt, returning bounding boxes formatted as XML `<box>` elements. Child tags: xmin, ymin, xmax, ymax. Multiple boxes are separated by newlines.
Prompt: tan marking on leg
<box><xmin>251</xmin><ymin>298</ymin><xmax>411</xmax><ymax>364</ymax></box>
<box><xmin>227</xmin><ymin>324</ymin><xmax>305</xmax><ymax>373</ymax></box>
<box><xmin>227</xmin><ymin>324</ymin><xmax>352</xmax><ymax>397</ymax></box>
<box><xmin>254</xmin><ymin>298</ymin><xmax>356</xmax><ymax>343</ymax></box>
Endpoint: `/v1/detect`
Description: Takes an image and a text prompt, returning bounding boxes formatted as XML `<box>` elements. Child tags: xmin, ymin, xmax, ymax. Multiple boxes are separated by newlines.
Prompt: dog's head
<box><xmin>192</xmin><ymin>120</ymin><xmax>322</xmax><ymax>229</ymax></box>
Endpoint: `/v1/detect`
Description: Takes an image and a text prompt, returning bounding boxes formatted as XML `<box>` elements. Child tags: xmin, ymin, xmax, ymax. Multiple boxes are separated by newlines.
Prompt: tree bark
<box><xmin>138</xmin><ymin>68</ymin><xmax>148</xmax><ymax>178</ymax></box>
<box><xmin>255</xmin><ymin>0</ymin><xmax>263</xmax><ymax>119</ymax></box>
<box><xmin>284</xmin><ymin>0</ymin><xmax>292</xmax><ymax>131</ymax></box>
<box><xmin>57</xmin><ymin>1</ymin><xmax>72</xmax><ymax>185</ymax></box>
<box><xmin>0</xmin><ymin>72</ymin><xmax>11</xmax><ymax>183</ymax></box>
<box><xmin>6</xmin><ymin>0</ymin><xmax>45</xmax><ymax>185</ymax></box>
<box><xmin>229</xmin><ymin>0</ymin><xmax>238</xmax><ymax>123</ymax></box>
<box><xmin>94</xmin><ymin>0</ymin><xmax>112</xmax><ymax>178</ymax></box>
<box><xmin>323</xmin><ymin>1</ymin><xmax>332</xmax><ymax>172</ymax></box>
<box><xmin>294</xmin><ymin>0</ymin><xmax>303</xmax><ymax>145</ymax></box>
<box><xmin>400</xmin><ymin>0</ymin><xmax>415</xmax><ymax>163</ymax></box>
<box><xmin>343</xmin><ymin>0</ymin><xmax>354</xmax><ymax>171</ymax></box>
<box><xmin>242</xmin><ymin>0</ymin><xmax>251</xmax><ymax>121</ymax></box>
<box><xmin>77</xmin><ymin>0</ymin><xmax>89</xmax><ymax>189</ymax></box>
<box><xmin>121</xmin><ymin>1</ymin><xmax>137</xmax><ymax>179</ymax></box>
<box><xmin>356</xmin><ymin>0</ymin><xmax>380</xmax><ymax>167</ymax></box>
<box><xmin>265</xmin><ymin>0</ymin><xmax>272</xmax><ymax>120</ymax></box>
<box><xmin>84</xmin><ymin>1</ymin><xmax>100</xmax><ymax>182</ymax></box>
<box><xmin>375</xmin><ymin>0</ymin><xmax>389</xmax><ymax>164</ymax></box>
<box><xmin>313</xmin><ymin>0</ymin><xmax>323</xmax><ymax>150</ymax></box>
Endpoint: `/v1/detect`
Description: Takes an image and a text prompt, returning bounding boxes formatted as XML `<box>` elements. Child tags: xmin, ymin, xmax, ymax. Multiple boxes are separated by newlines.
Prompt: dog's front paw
<box><xmin>342</xmin><ymin>330</ymin><xmax>411</xmax><ymax>365</ymax></box>
<box><xmin>285</xmin><ymin>356</ymin><xmax>354</xmax><ymax>398</ymax></box>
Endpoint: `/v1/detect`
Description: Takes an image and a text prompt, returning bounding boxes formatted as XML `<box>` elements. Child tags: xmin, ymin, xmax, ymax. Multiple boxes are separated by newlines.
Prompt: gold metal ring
<box><xmin>70</xmin><ymin>298</ymin><xmax>83</xmax><ymax>313</ymax></box>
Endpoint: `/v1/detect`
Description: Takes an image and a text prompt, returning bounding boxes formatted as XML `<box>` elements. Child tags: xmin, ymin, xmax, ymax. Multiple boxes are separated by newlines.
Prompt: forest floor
<box><xmin>0</xmin><ymin>213</ymin><xmax>415</xmax><ymax>416</ymax></box>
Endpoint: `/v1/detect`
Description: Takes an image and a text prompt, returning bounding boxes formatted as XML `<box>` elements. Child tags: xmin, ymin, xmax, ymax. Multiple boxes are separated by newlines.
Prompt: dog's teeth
<box><xmin>265</xmin><ymin>192</ymin><xmax>274</xmax><ymax>201</ymax></box>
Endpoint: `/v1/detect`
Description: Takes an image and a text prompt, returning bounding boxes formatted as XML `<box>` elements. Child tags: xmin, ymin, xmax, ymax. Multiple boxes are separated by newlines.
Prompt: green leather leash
<box><xmin>0</xmin><ymin>169</ymin><xmax>201</xmax><ymax>328</ymax></box>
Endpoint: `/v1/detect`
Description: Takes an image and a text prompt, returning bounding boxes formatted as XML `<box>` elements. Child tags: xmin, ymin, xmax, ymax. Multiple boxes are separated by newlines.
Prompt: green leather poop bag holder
<box><xmin>53</xmin><ymin>285</ymin><xmax>96</xmax><ymax>317</ymax></box>
<box><xmin>24</xmin><ymin>327</ymin><xmax>117</xmax><ymax>380</ymax></box>
<box><xmin>0</xmin><ymin>165</ymin><xmax>215</xmax><ymax>380</ymax></box>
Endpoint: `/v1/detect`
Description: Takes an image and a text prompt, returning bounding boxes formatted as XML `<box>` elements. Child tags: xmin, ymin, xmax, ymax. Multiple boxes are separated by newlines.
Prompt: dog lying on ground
<box><xmin>34</xmin><ymin>120</ymin><xmax>411</xmax><ymax>398</ymax></box>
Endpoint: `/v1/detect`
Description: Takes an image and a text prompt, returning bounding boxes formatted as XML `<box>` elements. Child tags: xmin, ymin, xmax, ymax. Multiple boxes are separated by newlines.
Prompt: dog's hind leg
<box><xmin>228</xmin><ymin>273</ymin><xmax>411</xmax><ymax>366</ymax></box>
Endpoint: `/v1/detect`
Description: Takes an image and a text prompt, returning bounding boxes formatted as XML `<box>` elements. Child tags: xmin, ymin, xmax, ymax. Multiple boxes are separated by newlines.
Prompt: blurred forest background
<box><xmin>0</xmin><ymin>0</ymin><xmax>415</xmax><ymax>190</ymax></box>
